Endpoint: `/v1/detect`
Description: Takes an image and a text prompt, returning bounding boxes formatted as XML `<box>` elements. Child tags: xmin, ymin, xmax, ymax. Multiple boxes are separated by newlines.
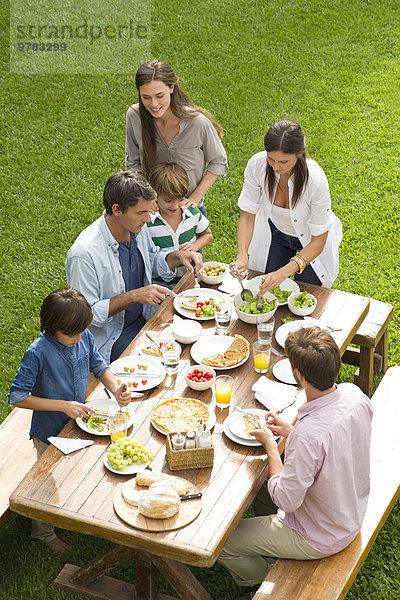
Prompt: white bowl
<box><xmin>288</xmin><ymin>292</ymin><xmax>317</xmax><ymax>316</ymax></box>
<box><xmin>233</xmin><ymin>292</ymin><xmax>278</xmax><ymax>324</ymax></box>
<box><xmin>184</xmin><ymin>365</ymin><xmax>216</xmax><ymax>391</ymax></box>
<box><xmin>172</xmin><ymin>320</ymin><xmax>202</xmax><ymax>344</ymax></box>
<box><xmin>199</xmin><ymin>262</ymin><xmax>227</xmax><ymax>285</ymax></box>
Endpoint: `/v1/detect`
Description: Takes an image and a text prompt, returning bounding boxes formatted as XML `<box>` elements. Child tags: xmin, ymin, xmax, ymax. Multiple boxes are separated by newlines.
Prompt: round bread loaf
<box><xmin>138</xmin><ymin>483</ymin><xmax>180</xmax><ymax>519</ymax></box>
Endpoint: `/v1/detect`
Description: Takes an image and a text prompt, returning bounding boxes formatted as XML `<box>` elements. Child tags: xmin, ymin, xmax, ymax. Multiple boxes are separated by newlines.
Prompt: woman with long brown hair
<box><xmin>125</xmin><ymin>60</ymin><xmax>228</xmax><ymax>216</ymax></box>
<box><xmin>231</xmin><ymin>119</ymin><xmax>342</xmax><ymax>294</ymax></box>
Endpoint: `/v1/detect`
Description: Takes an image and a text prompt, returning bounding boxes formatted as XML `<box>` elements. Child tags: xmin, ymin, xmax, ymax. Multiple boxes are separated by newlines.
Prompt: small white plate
<box><xmin>229</xmin><ymin>409</ymin><xmax>269</xmax><ymax>441</ymax></box>
<box><xmin>150</xmin><ymin>401</ymin><xmax>217</xmax><ymax>435</ymax></box>
<box><xmin>174</xmin><ymin>288</ymin><xmax>229</xmax><ymax>321</ymax></box>
<box><xmin>103</xmin><ymin>453</ymin><xmax>151</xmax><ymax>475</ymax></box>
<box><xmin>191</xmin><ymin>335</ymin><xmax>249</xmax><ymax>370</ymax></box>
<box><xmin>223</xmin><ymin>414</ymin><xmax>261</xmax><ymax>447</ymax></box>
<box><xmin>138</xmin><ymin>340</ymin><xmax>181</xmax><ymax>362</ymax></box>
<box><xmin>247</xmin><ymin>277</ymin><xmax>300</xmax><ymax>305</ymax></box>
<box><xmin>275</xmin><ymin>318</ymin><xmax>330</xmax><ymax>348</ymax></box>
<box><xmin>75</xmin><ymin>397</ymin><xmax>134</xmax><ymax>436</ymax></box>
<box><xmin>272</xmin><ymin>358</ymin><xmax>297</xmax><ymax>385</ymax></box>
<box><xmin>110</xmin><ymin>355</ymin><xmax>166</xmax><ymax>390</ymax></box>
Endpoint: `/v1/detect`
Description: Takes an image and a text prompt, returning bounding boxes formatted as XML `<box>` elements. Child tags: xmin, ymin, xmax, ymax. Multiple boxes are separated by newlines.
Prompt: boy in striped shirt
<box><xmin>147</xmin><ymin>163</ymin><xmax>212</xmax><ymax>288</ymax></box>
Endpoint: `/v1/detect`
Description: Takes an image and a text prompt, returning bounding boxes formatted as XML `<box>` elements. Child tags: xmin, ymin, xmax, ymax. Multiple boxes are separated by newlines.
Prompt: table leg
<box><xmin>70</xmin><ymin>544</ymin><xmax>137</xmax><ymax>586</ymax></box>
<box><xmin>135</xmin><ymin>552</ymin><xmax>158</xmax><ymax>600</ymax></box>
<box><xmin>358</xmin><ymin>346</ymin><xmax>374</xmax><ymax>397</ymax></box>
<box><xmin>151</xmin><ymin>554</ymin><xmax>213</xmax><ymax>600</ymax></box>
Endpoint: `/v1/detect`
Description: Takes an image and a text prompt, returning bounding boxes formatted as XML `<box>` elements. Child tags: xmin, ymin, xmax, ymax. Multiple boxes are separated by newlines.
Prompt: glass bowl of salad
<box><xmin>233</xmin><ymin>292</ymin><xmax>278</xmax><ymax>324</ymax></box>
<box><xmin>288</xmin><ymin>291</ymin><xmax>317</xmax><ymax>316</ymax></box>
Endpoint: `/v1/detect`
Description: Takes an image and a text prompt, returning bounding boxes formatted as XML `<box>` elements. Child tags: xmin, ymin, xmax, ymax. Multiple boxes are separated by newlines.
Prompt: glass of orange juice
<box><xmin>215</xmin><ymin>375</ymin><xmax>234</xmax><ymax>408</ymax></box>
<box><xmin>253</xmin><ymin>341</ymin><xmax>271</xmax><ymax>373</ymax></box>
<box><xmin>109</xmin><ymin>412</ymin><xmax>128</xmax><ymax>441</ymax></box>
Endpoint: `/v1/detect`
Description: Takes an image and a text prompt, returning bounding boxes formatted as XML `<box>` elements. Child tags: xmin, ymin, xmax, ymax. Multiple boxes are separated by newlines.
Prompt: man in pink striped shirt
<box><xmin>219</xmin><ymin>326</ymin><xmax>373</xmax><ymax>599</ymax></box>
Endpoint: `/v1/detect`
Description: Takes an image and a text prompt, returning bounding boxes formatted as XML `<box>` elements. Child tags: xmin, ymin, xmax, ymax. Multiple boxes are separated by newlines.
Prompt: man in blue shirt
<box><xmin>66</xmin><ymin>171</ymin><xmax>203</xmax><ymax>362</ymax></box>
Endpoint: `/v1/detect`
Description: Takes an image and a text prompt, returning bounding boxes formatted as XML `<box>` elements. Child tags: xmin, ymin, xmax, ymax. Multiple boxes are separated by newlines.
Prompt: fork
<box><xmin>193</xmin><ymin>262</ymin><xmax>200</xmax><ymax>288</ymax></box>
<box><xmin>234</xmin><ymin>408</ymin><xmax>260</xmax><ymax>429</ymax></box>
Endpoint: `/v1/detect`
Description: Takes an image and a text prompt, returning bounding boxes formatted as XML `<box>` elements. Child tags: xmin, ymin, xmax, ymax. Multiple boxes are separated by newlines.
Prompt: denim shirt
<box><xmin>66</xmin><ymin>213</ymin><xmax>177</xmax><ymax>363</ymax></box>
<box><xmin>8</xmin><ymin>330</ymin><xmax>108</xmax><ymax>444</ymax></box>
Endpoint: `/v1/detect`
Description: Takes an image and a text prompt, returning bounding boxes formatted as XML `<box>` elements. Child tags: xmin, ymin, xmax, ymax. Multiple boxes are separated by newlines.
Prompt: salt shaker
<box><xmin>171</xmin><ymin>432</ymin><xmax>185</xmax><ymax>451</ymax></box>
<box><xmin>185</xmin><ymin>430</ymin><xmax>196</xmax><ymax>449</ymax></box>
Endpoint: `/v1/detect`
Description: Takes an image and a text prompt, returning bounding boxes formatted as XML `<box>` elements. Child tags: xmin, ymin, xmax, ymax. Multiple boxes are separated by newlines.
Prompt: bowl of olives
<box><xmin>199</xmin><ymin>262</ymin><xmax>227</xmax><ymax>285</ymax></box>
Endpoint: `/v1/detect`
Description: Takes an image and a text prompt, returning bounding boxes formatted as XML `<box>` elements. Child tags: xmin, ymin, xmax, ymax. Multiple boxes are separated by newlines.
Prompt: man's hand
<box><xmin>179</xmin><ymin>241</ymin><xmax>197</xmax><ymax>252</ymax></box>
<box><xmin>176</xmin><ymin>250</ymin><xmax>203</xmax><ymax>272</ymax></box>
<box><xmin>264</xmin><ymin>412</ymin><xmax>293</xmax><ymax>438</ymax></box>
<box><xmin>132</xmin><ymin>284</ymin><xmax>174</xmax><ymax>306</ymax></box>
<box><xmin>114</xmin><ymin>383</ymin><xmax>132</xmax><ymax>407</ymax></box>
<box><xmin>250</xmin><ymin>422</ymin><xmax>276</xmax><ymax>446</ymax></box>
<box><xmin>64</xmin><ymin>402</ymin><xmax>95</xmax><ymax>419</ymax></box>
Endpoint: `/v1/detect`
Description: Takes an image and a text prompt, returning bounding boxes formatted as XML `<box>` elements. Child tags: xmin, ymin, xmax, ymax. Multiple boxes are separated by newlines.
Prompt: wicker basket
<box><xmin>166</xmin><ymin>433</ymin><xmax>214</xmax><ymax>471</ymax></box>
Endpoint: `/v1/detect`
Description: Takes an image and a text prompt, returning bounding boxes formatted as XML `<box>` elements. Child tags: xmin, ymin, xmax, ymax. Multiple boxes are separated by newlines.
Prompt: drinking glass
<box><xmin>162</xmin><ymin>343</ymin><xmax>181</xmax><ymax>375</ymax></box>
<box><xmin>109</xmin><ymin>412</ymin><xmax>128</xmax><ymax>442</ymax></box>
<box><xmin>215</xmin><ymin>303</ymin><xmax>231</xmax><ymax>335</ymax></box>
<box><xmin>215</xmin><ymin>375</ymin><xmax>233</xmax><ymax>408</ymax></box>
<box><xmin>253</xmin><ymin>341</ymin><xmax>271</xmax><ymax>373</ymax></box>
<box><xmin>256</xmin><ymin>315</ymin><xmax>275</xmax><ymax>345</ymax></box>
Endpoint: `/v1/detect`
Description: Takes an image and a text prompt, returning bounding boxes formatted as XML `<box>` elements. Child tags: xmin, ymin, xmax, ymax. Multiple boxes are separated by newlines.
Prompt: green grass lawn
<box><xmin>1</xmin><ymin>0</ymin><xmax>399</xmax><ymax>598</ymax></box>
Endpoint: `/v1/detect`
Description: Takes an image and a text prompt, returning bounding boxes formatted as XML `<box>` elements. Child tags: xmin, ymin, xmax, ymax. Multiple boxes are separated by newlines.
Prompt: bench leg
<box><xmin>356</xmin><ymin>346</ymin><xmax>374</xmax><ymax>397</ymax></box>
<box><xmin>375</xmin><ymin>329</ymin><xmax>389</xmax><ymax>373</ymax></box>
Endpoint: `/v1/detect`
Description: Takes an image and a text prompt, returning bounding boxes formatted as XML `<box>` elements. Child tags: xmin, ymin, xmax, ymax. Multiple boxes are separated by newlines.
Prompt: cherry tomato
<box><xmin>142</xmin><ymin>379</ymin><xmax>147</xmax><ymax>385</ymax></box>
<box><xmin>195</xmin><ymin>312</ymin><xmax>200</xmax><ymax>317</ymax></box>
<box><xmin>132</xmin><ymin>382</ymin><xmax>138</xmax><ymax>388</ymax></box>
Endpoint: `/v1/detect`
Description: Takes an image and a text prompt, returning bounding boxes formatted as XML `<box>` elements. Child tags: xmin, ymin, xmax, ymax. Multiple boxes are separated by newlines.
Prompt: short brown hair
<box><xmin>284</xmin><ymin>326</ymin><xmax>341</xmax><ymax>391</ymax></box>
<box><xmin>148</xmin><ymin>163</ymin><xmax>189</xmax><ymax>201</ymax></box>
<box><xmin>40</xmin><ymin>288</ymin><xmax>93</xmax><ymax>337</ymax></box>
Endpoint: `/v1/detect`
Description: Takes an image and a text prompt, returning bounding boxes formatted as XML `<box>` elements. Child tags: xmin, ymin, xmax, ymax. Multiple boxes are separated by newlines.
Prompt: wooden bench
<box><xmin>343</xmin><ymin>298</ymin><xmax>393</xmax><ymax>397</ymax></box>
<box><xmin>252</xmin><ymin>365</ymin><xmax>400</xmax><ymax>600</ymax></box>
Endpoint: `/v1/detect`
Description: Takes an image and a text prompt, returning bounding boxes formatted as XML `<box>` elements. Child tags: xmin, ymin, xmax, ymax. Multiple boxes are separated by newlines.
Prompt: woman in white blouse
<box><xmin>125</xmin><ymin>60</ymin><xmax>228</xmax><ymax>216</ymax></box>
<box><xmin>231</xmin><ymin>119</ymin><xmax>342</xmax><ymax>294</ymax></box>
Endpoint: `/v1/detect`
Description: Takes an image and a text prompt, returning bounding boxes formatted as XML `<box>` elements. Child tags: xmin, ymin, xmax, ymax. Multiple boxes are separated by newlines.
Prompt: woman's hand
<box><xmin>230</xmin><ymin>256</ymin><xmax>249</xmax><ymax>279</ymax></box>
<box><xmin>259</xmin><ymin>270</ymin><xmax>287</xmax><ymax>294</ymax></box>
<box><xmin>184</xmin><ymin>195</ymin><xmax>200</xmax><ymax>208</ymax></box>
<box><xmin>179</xmin><ymin>241</ymin><xmax>197</xmax><ymax>251</ymax></box>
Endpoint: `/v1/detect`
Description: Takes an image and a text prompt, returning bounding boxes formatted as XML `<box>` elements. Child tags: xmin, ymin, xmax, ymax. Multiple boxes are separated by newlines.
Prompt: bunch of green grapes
<box><xmin>107</xmin><ymin>436</ymin><xmax>154</xmax><ymax>470</ymax></box>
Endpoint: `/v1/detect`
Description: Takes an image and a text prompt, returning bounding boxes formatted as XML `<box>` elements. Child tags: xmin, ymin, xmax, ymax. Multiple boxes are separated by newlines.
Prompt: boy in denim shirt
<box><xmin>8</xmin><ymin>287</ymin><xmax>131</xmax><ymax>552</ymax></box>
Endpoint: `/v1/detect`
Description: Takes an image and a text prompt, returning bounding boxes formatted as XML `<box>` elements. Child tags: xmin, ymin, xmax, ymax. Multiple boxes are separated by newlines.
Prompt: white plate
<box><xmin>110</xmin><ymin>355</ymin><xmax>166</xmax><ymax>390</ymax></box>
<box><xmin>247</xmin><ymin>277</ymin><xmax>300</xmax><ymax>305</ymax></box>
<box><xmin>272</xmin><ymin>358</ymin><xmax>297</xmax><ymax>385</ymax></box>
<box><xmin>228</xmin><ymin>409</ymin><xmax>269</xmax><ymax>441</ymax></box>
<box><xmin>223</xmin><ymin>413</ymin><xmax>261</xmax><ymax>447</ymax></box>
<box><xmin>138</xmin><ymin>340</ymin><xmax>181</xmax><ymax>362</ymax></box>
<box><xmin>191</xmin><ymin>335</ymin><xmax>250</xmax><ymax>370</ymax></box>
<box><xmin>103</xmin><ymin>452</ymin><xmax>151</xmax><ymax>475</ymax></box>
<box><xmin>174</xmin><ymin>288</ymin><xmax>229</xmax><ymax>321</ymax></box>
<box><xmin>76</xmin><ymin>397</ymin><xmax>134</xmax><ymax>436</ymax></box>
<box><xmin>275</xmin><ymin>318</ymin><xmax>330</xmax><ymax>348</ymax></box>
<box><xmin>150</xmin><ymin>399</ymin><xmax>217</xmax><ymax>435</ymax></box>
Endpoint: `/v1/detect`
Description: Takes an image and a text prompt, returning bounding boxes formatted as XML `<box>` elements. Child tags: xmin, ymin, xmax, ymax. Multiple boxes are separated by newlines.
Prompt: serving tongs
<box><xmin>231</xmin><ymin>264</ymin><xmax>254</xmax><ymax>302</ymax></box>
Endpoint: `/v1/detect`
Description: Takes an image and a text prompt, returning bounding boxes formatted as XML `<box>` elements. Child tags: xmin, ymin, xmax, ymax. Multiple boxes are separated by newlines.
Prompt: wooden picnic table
<box><xmin>9</xmin><ymin>272</ymin><xmax>369</xmax><ymax>600</ymax></box>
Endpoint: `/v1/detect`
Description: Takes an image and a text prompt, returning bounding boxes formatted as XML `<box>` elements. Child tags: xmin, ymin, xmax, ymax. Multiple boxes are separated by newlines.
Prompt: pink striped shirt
<box><xmin>268</xmin><ymin>383</ymin><xmax>373</xmax><ymax>554</ymax></box>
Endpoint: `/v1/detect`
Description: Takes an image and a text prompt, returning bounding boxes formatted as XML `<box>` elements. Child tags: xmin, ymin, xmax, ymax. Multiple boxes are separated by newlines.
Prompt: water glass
<box><xmin>215</xmin><ymin>375</ymin><xmax>234</xmax><ymax>408</ymax></box>
<box><xmin>253</xmin><ymin>341</ymin><xmax>271</xmax><ymax>373</ymax></box>
<box><xmin>109</xmin><ymin>412</ymin><xmax>128</xmax><ymax>442</ymax></box>
<box><xmin>256</xmin><ymin>315</ymin><xmax>275</xmax><ymax>344</ymax></box>
<box><xmin>162</xmin><ymin>343</ymin><xmax>181</xmax><ymax>375</ymax></box>
<box><xmin>215</xmin><ymin>304</ymin><xmax>231</xmax><ymax>335</ymax></box>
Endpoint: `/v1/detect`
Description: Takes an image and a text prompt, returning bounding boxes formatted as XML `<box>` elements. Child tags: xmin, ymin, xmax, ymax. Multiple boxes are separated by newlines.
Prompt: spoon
<box><xmin>231</xmin><ymin>264</ymin><xmax>254</xmax><ymax>302</ymax></box>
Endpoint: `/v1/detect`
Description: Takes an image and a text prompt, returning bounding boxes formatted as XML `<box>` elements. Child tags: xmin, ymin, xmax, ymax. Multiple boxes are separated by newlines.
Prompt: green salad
<box><xmin>290</xmin><ymin>292</ymin><xmax>315</xmax><ymax>308</ymax></box>
<box><xmin>239</xmin><ymin>295</ymin><xmax>276</xmax><ymax>314</ymax></box>
<box><xmin>270</xmin><ymin>286</ymin><xmax>292</xmax><ymax>303</ymax></box>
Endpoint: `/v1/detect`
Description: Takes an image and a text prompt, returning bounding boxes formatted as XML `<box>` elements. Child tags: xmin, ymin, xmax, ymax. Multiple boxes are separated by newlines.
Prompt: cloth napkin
<box><xmin>47</xmin><ymin>436</ymin><xmax>94</xmax><ymax>454</ymax></box>
<box><xmin>252</xmin><ymin>376</ymin><xmax>297</xmax><ymax>412</ymax></box>
<box><xmin>218</xmin><ymin>272</ymin><xmax>243</xmax><ymax>295</ymax></box>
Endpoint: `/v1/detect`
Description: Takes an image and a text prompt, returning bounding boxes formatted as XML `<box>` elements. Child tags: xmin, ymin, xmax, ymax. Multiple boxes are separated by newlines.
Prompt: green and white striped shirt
<box><xmin>147</xmin><ymin>207</ymin><xmax>210</xmax><ymax>288</ymax></box>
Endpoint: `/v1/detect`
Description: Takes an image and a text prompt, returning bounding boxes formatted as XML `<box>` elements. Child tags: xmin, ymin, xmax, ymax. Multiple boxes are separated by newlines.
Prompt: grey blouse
<box><xmin>125</xmin><ymin>104</ymin><xmax>228</xmax><ymax>201</ymax></box>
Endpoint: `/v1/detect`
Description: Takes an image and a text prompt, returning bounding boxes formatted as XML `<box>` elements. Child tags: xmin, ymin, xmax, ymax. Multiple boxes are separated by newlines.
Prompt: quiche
<box><xmin>142</xmin><ymin>341</ymin><xmax>174</xmax><ymax>358</ymax></box>
<box><xmin>151</xmin><ymin>397</ymin><xmax>209</xmax><ymax>433</ymax></box>
<box><xmin>202</xmin><ymin>335</ymin><xmax>250</xmax><ymax>368</ymax></box>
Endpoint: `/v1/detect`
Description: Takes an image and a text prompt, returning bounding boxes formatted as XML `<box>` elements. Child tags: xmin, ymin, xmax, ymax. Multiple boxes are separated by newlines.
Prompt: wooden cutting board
<box><xmin>113</xmin><ymin>478</ymin><xmax>202</xmax><ymax>532</ymax></box>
